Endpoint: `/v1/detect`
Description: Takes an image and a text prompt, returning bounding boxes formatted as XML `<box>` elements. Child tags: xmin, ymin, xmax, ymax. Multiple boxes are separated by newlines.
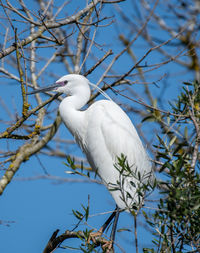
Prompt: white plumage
<box><xmin>57</xmin><ymin>74</ymin><xmax>152</xmax><ymax>209</ymax></box>
<box><xmin>29</xmin><ymin>74</ymin><xmax>153</xmax><ymax>210</ymax></box>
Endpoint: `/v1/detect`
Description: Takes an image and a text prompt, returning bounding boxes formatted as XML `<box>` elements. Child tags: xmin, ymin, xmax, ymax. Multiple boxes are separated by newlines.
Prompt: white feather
<box><xmin>55</xmin><ymin>74</ymin><xmax>153</xmax><ymax>209</ymax></box>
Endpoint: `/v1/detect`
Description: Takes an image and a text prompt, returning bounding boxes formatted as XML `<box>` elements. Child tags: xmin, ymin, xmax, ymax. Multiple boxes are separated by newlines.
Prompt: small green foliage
<box><xmin>144</xmin><ymin>81</ymin><xmax>200</xmax><ymax>252</ymax></box>
<box><xmin>72</xmin><ymin>209</ymin><xmax>84</xmax><ymax>220</ymax></box>
<box><xmin>65</xmin><ymin>199</ymin><xmax>103</xmax><ymax>253</ymax></box>
<box><xmin>110</xmin><ymin>154</ymin><xmax>155</xmax><ymax>211</ymax></box>
<box><xmin>171</xmin><ymin>80</ymin><xmax>200</xmax><ymax>118</ymax></box>
<box><xmin>65</xmin><ymin>155</ymin><xmax>77</xmax><ymax>171</ymax></box>
<box><xmin>72</xmin><ymin>197</ymin><xmax>90</xmax><ymax>224</ymax></box>
<box><xmin>64</xmin><ymin>155</ymin><xmax>91</xmax><ymax>179</ymax></box>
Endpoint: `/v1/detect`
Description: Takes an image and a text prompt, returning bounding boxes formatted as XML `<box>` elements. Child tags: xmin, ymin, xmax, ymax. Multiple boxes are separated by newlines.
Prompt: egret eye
<box><xmin>57</xmin><ymin>81</ymin><xmax>67</xmax><ymax>86</ymax></box>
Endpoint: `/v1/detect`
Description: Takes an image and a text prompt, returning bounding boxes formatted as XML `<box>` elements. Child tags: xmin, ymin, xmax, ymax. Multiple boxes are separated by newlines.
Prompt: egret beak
<box><xmin>27</xmin><ymin>83</ymin><xmax>61</xmax><ymax>95</ymax></box>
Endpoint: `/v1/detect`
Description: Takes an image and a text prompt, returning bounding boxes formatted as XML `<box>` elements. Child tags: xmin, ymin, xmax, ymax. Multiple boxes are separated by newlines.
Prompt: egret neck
<box><xmin>59</xmin><ymin>82</ymin><xmax>91</xmax><ymax>141</ymax></box>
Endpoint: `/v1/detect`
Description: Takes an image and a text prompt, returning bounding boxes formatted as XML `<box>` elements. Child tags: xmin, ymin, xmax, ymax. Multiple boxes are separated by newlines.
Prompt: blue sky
<box><xmin>0</xmin><ymin>1</ymin><xmax>196</xmax><ymax>252</ymax></box>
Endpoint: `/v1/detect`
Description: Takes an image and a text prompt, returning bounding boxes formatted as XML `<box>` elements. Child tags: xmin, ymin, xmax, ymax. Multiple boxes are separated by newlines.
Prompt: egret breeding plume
<box><xmin>28</xmin><ymin>74</ymin><xmax>153</xmax><ymax>237</ymax></box>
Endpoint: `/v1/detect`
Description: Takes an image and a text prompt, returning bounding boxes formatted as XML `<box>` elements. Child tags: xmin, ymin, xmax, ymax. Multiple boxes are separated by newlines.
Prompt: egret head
<box><xmin>28</xmin><ymin>74</ymin><xmax>112</xmax><ymax>101</ymax></box>
<box><xmin>27</xmin><ymin>74</ymin><xmax>90</xmax><ymax>95</ymax></box>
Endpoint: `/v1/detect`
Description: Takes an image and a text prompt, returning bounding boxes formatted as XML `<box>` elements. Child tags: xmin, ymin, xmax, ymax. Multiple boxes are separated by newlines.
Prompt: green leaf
<box><xmin>184</xmin><ymin>126</ymin><xmax>188</xmax><ymax>139</ymax></box>
<box><xmin>142</xmin><ymin>115</ymin><xmax>155</xmax><ymax>122</ymax></box>
<box><xmin>169</xmin><ymin>136</ymin><xmax>177</xmax><ymax>147</ymax></box>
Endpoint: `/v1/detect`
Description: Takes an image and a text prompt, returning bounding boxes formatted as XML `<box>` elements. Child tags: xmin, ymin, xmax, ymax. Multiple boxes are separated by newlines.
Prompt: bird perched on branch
<box><xmin>28</xmin><ymin>74</ymin><xmax>154</xmax><ymax>242</ymax></box>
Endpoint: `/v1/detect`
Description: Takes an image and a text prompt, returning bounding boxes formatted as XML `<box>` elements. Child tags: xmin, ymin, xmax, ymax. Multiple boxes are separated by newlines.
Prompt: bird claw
<box><xmin>102</xmin><ymin>240</ymin><xmax>113</xmax><ymax>252</ymax></box>
<box><xmin>87</xmin><ymin>229</ymin><xmax>103</xmax><ymax>244</ymax></box>
<box><xmin>87</xmin><ymin>230</ymin><xmax>113</xmax><ymax>252</ymax></box>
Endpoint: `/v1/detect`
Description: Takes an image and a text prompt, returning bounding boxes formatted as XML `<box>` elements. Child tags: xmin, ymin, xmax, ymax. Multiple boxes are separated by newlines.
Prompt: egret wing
<box><xmin>85</xmin><ymin>100</ymin><xmax>152</xmax><ymax>208</ymax></box>
<box><xmin>101</xmin><ymin>101</ymin><xmax>151</xmax><ymax>172</ymax></box>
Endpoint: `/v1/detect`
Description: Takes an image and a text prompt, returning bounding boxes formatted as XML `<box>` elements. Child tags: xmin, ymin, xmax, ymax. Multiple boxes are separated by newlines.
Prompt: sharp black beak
<box><xmin>27</xmin><ymin>83</ymin><xmax>61</xmax><ymax>95</ymax></box>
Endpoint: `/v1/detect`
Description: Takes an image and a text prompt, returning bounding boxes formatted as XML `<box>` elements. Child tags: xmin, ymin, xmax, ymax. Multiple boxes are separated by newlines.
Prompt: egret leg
<box><xmin>110</xmin><ymin>206</ymin><xmax>120</xmax><ymax>242</ymax></box>
<box><xmin>101</xmin><ymin>206</ymin><xmax>119</xmax><ymax>233</ymax></box>
<box><xmin>101</xmin><ymin>206</ymin><xmax>120</xmax><ymax>252</ymax></box>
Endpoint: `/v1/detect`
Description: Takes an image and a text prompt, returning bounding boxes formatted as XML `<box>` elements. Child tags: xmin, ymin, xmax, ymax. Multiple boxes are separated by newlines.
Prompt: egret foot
<box><xmin>101</xmin><ymin>239</ymin><xmax>114</xmax><ymax>253</ymax></box>
<box><xmin>87</xmin><ymin>206</ymin><xmax>120</xmax><ymax>252</ymax></box>
<box><xmin>87</xmin><ymin>229</ymin><xmax>103</xmax><ymax>244</ymax></box>
<box><xmin>87</xmin><ymin>232</ymin><xmax>113</xmax><ymax>253</ymax></box>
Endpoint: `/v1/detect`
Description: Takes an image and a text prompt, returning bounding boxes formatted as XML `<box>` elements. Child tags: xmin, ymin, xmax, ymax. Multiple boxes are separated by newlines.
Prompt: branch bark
<box><xmin>0</xmin><ymin>114</ymin><xmax>62</xmax><ymax>195</ymax></box>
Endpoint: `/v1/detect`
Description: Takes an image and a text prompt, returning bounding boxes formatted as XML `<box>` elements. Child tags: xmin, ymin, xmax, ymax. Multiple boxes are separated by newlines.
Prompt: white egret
<box><xmin>28</xmin><ymin>74</ymin><xmax>153</xmax><ymax>242</ymax></box>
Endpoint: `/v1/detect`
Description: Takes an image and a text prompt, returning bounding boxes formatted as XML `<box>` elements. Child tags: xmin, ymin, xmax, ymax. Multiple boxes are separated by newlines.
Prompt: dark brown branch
<box><xmin>43</xmin><ymin>229</ymin><xmax>112</xmax><ymax>253</ymax></box>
